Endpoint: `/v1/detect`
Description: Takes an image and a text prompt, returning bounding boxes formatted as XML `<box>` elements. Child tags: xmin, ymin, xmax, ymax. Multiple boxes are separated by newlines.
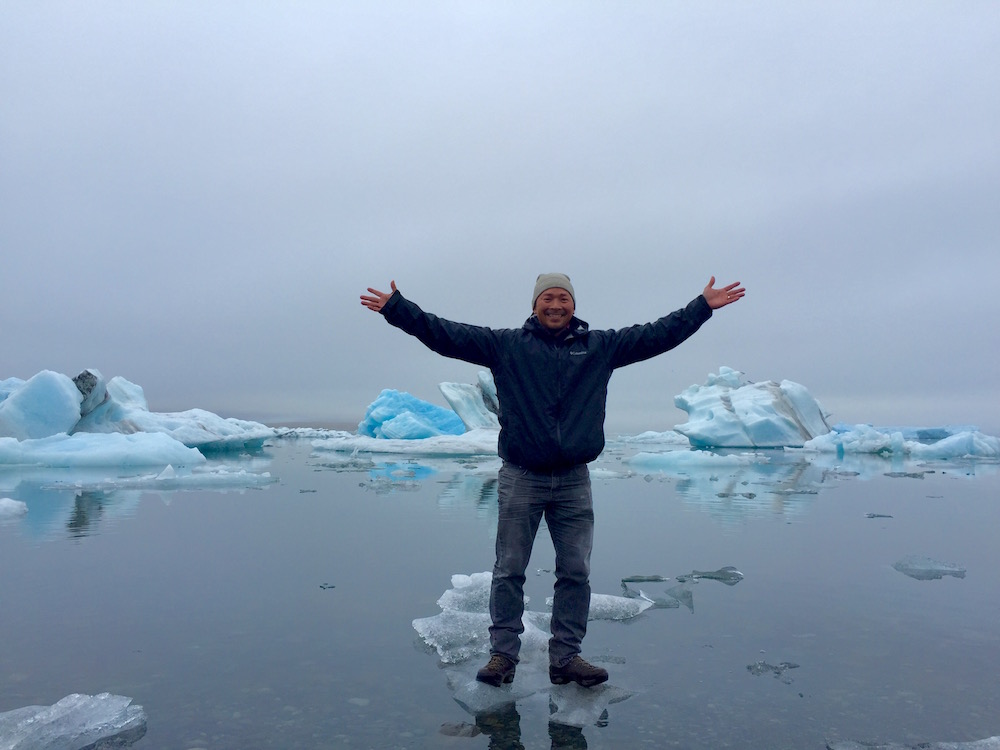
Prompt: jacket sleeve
<box><xmin>606</xmin><ymin>294</ymin><xmax>713</xmax><ymax>369</ymax></box>
<box><xmin>380</xmin><ymin>290</ymin><xmax>502</xmax><ymax>368</ymax></box>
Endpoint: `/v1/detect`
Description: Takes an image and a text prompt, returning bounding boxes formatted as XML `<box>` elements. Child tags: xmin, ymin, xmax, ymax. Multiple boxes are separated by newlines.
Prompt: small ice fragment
<box><xmin>548</xmin><ymin>683</ymin><xmax>633</xmax><ymax>728</ymax></box>
<box><xmin>156</xmin><ymin>464</ymin><xmax>177</xmax><ymax>480</ymax></box>
<box><xmin>892</xmin><ymin>555</ymin><xmax>966</xmax><ymax>581</ymax></box>
<box><xmin>675</xmin><ymin>566</ymin><xmax>744</xmax><ymax>585</ymax></box>
<box><xmin>546</xmin><ymin>593</ymin><xmax>652</xmax><ymax>621</ymax></box>
<box><xmin>0</xmin><ymin>497</ymin><xmax>28</xmax><ymax>518</ymax></box>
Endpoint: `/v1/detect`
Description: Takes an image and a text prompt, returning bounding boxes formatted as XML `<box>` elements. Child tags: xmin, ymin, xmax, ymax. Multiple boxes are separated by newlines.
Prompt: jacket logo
<box><xmin>570</xmin><ymin>351</ymin><xmax>587</xmax><ymax>356</ymax></box>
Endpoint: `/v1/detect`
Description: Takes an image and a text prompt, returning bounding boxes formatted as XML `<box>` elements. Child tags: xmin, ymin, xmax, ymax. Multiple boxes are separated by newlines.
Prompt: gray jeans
<box><xmin>489</xmin><ymin>461</ymin><xmax>594</xmax><ymax>668</ymax></box>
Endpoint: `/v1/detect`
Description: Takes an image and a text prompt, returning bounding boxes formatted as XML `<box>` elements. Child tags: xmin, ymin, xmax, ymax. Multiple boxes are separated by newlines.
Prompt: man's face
<box><xmin>533</xmin><ymin>287</ymin><xmax>575</xmax><ymax>331</ymax></box>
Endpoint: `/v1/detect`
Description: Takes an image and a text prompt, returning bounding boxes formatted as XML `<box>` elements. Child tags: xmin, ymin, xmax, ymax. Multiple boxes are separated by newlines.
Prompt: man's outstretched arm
<box><xmin>359</xmin><ymin>280</ymin><xmax>500</xmax><ymax>367</ymax></box>
<box><xmin>360</xmin><ymin>280</ymin><xmax>398</xmax><ymax>313</ymax></box>
<box><xmin>702</xmin><ymin>276</ymin><xmax>745</xmax><ymax>310</ymax></box>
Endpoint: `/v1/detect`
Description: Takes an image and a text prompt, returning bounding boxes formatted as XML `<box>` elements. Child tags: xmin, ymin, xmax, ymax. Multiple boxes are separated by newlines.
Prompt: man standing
<box><xmin>360</xmin><ymin>273</ymin><xmax>744</xmax><ymax>687</ymax></box>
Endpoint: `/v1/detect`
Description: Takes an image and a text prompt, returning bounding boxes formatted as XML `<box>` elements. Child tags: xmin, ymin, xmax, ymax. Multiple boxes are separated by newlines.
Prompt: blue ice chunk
<box><xmin>0</xmin><ymin>371</ymin><xmax>82</xmax><ymax>441</ymax></box>
<box><xmin>358</xmin><ymin>389</ymin><xmax>465</xmax><ymax>439</ymax></box>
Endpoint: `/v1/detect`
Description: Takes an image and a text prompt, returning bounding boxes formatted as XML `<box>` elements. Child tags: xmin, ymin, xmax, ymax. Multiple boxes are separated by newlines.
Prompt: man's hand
<box><xmin>702</xmin><ymin>277</ymin><xmax>745</xmax><ymax>310</ymax></box>
<box><xmin>360</xmin><ymin>280</ymin><xmax>398</xmax><ymax>313</ymax></box>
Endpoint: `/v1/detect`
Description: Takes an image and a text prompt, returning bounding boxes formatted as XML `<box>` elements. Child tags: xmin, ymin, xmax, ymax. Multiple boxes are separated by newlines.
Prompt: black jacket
<box><xmin>381</xmin><ymin>290</ymin><xmax>713</xmax><ymax>471</ymax></box>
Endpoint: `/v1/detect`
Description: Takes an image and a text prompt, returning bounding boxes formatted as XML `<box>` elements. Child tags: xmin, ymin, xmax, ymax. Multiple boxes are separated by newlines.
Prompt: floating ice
<box><xmin>439</xmin><ymin>382</ymin><xmax>501</xmax><ymax>431</ymax></box>
<box><xmin>76</xmin><ymin>375</ymin><xmax>273</xmax><ymax>452</ymax></box>
<box><xmin>0</xmin><ymin>371</ymin><xmax>83</xmax><ymax>441</ymax></box>
<box><xmin>437</xmin><ymin>572</ymin><xmax>509</xmax><ymax>613</ymax></box>
<box><xmin>51</xmin><ymin>463</ymin><xmax>276</xmax><ymax>491</ymax></box>
<box><xmin>675</xmin><ymin>566</ymin><xmax>744</xmax><ymax>585</ymax></box>
<box><xmin>674</xmin><ymin>367</ymin><xmax>832</xmax><ymax>448</ymax></box>
<box><xmin>892</xmin><ymin>555</ymin><xmax>967</xmax><ymax>580</ymax></box>
<box><xmin>358</xmin><ymin>389</ymin><xmax>466</xmax><ymax>439</ymax></box>
<box><xmin>413</xmin><ymin>572</ymin><xmax>549</xmax><ymax>664</ymax></box>
<box><xmin>0</xmin><ymin>497</ymin><xmax>28</xmax><ymax>518</ymax></box>
<box><xmin>545</xmin><ymin>593</ymin><xmax>652</xmax><ymax>621</ymax></box>
<box><xmin>311</xmin><ymin>429</ymin><xmax>499</xmax><ymax>457</ymax></box>
<box><xmin>0</xmin><ymin>369</ymin><xmax>274</xmax><ymax>465</ymax></box>
<box><xmin>0</xmin><ymin>432</ymin><xmax>206</xmax><ymax>468</ymax></box>
<box><xmin>0</xmin><ymin>692</ymin><xmax>146</xmax><ymax>749</ymax></box>
<box><xmin>620</xmin><ymin>582</ymin><xmax>680</xmax><ymax>609</ymax></box>
<box><xmin>800</xmin><ymin>424</ymin><xmax>1000</xmax><ymax>459</ymax></box>
<box><xmin>624</xmin><ymin>449</ymin><xmax>751</xmax><ymax>472</ymax></box>
<box><xmin>548</xmin><ymin>682</ymin><xmax>634</xmax><ymax>728</ymax></box>
<box><xmin>828</xmin><ymin>737</ymin><xmax>1000</xmax><ymax>749</ymax></box>
<box><xmin>616</xmin><ymin>429</ymin><xmax>689</xmax><ymax>445</ymax></box>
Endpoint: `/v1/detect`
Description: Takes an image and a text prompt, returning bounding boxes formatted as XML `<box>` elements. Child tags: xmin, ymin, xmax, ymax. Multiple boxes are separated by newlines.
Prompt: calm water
<box><xmin>2</xmin><ymin>438</ymin><xmax>998</xmax><ymax>749</ymax></box>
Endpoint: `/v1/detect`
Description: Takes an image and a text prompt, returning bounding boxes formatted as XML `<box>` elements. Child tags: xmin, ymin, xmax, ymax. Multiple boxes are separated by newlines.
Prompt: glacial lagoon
<box><xmin>2</xmin><ymin>437</ymin><xmax>999</xmax><ymax>749</ymax></box>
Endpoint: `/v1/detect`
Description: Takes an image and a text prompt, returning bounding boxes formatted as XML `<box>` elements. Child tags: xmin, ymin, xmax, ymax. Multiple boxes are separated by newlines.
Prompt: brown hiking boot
<box><xmin>476</xmin><ymin>654</ymin><xmax>516</xmax><ymax>687</ymax></box>
<box><xmin>549</xmin><ymin>655</ymin><xmax>608</xmax><ymax>687</ymax></box>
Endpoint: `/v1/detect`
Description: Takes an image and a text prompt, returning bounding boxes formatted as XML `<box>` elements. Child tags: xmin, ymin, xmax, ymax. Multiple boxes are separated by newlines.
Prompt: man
<box><xmin>360</xmin><ymin>273</ymin><xmax>745</xmax><ymax>688</ymax></box>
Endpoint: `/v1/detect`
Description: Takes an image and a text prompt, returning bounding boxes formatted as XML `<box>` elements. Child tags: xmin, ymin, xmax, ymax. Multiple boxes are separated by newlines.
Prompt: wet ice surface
<box><xmin>0</xmin><ymin>692</ymin><xmax>146</xmax><ymax>750</ymax></box>
<box><xmin>1</xmin><ymin>438</ymin><xmax>999</xmax><ymax>748</ymax></box>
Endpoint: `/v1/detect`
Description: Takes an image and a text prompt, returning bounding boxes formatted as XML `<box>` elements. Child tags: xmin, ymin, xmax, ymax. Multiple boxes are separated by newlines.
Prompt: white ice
<box><xmin>413</xmin><ymin>572</ymin><xmax>638</xmax><ymax>725</ymax></box>
<box><xmin>0</xmin><ymin>432</ymin><xmax>206</xmax><ymax>469</ymax></box>
<box><xmin>829</xmin><ymin>737</ymin><xmax>1000</xmax><ymax>749</ymax></box>
<box><xmin>310</xmin><ymin>429</ymin><xmax>499</xmax><ymax>457</ymax></box>
<box><xmin>673</xmin><ymin>366</ymin><xmax>833</xmax><ymax>448</ymax></box>
<box><xmin>75</xmin><ymin>374</ymin><xmax>274</xmax><ymax>452</ymax></box>
<box><xmin>798</xmin><ymin>424</ymin><xmax>1000</xmax><ymax>459</ymax></box>
<box><xmin>0</xmin><ymin>692</ymin><xmax>146</xmax><ymax>750</ymax></box>
<box><xmin>0</xmin><ymin>369</ymin><xmax>274</xmax><ymax>469</ymax></box>
<box><xmin>413</xmin><ymin>572</ymin><xmax>649</xmax><ymax>666</ymax></box>
<box><xmin>0</xmin><ymin>497</ymin><xmax>28</xmax><ymax>518</ymax></box>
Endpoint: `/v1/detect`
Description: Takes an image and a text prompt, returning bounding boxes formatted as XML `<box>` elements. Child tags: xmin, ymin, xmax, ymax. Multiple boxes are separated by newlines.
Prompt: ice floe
<box><xmin>0</xmin><ymin>692</ymin><xmax>146</xmax><ymax>749</ymax></box>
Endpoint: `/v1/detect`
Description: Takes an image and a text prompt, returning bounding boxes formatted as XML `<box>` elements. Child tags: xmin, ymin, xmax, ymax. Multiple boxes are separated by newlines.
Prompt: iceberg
<box><xmin>0</xmin><ymin>692</ymin><xmax>146</xmax><ymax>749</ymax></box>
<box><xmin>673</xmin><ymin>367</ymin><xmax>833</xmax><ymax>448</ymax></box>
<box><xmin>796</xmin><ymin>424</ymin><xmax>1000</xmax><ymax>459</ymax></box>
<box><xmin>357</xmin><ymin>389</ymin><xmax>466</xmax><ymax>438</ymax></box>
<box><xmin>75</xmin><ymin>374</ymin><xmax>273</xmax><ymax>452</ymax></box>
<box><xmin>0</xmin><ymin>432</ymin><xmax>206</xmax><ymax>469</ymax></box>
<box><xmin>0</xmin><ymin>371</ymin><xmax>83</xmax><ymax>441</ymax></box>
<box><xmin>310</xmin><ymin>429</ymin><xmax>499</xmax><ymax>457</ymax></box>
<box><xmin>0</xmin><ymin>369</ymin><xmax>274</xmax><ymax>467</ymax></box>
<box><xmin>439</xmin><ymin>382</ymin><xmax>501</xmax><ymax>431</ymax></box>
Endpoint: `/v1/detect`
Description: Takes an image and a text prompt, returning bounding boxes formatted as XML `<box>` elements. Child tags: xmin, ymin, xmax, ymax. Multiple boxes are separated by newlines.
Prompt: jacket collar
<box><xmin>524</xmin><ymin>315</ymin><xmax>589</xmax><ymax>341</ymax></box>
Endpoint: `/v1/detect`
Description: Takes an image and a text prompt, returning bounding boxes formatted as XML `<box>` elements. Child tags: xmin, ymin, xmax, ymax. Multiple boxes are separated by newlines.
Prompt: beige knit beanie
<box><xmin>532</xmin><ymin>273</ymin><xmax>575</xmax><ymax>307</ymax></box>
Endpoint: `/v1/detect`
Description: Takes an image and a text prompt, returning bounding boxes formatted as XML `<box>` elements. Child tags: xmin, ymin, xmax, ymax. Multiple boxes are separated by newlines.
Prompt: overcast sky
<box><xmin>2</xmin><ymin>2</ymin><xmax>998</xmax><ymax>435</ymax></box>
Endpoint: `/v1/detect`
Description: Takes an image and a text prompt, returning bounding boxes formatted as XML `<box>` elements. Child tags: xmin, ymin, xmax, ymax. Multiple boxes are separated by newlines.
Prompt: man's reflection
<box><xmin>473</xmin><ymin>703</ymin><xmax>588</xmax><ymax>750</ymax></box>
